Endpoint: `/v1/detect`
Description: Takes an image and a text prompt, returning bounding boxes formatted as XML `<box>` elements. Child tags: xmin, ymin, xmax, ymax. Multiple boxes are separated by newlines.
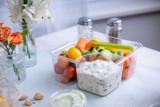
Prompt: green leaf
<box><xmin>27</xmin><ymin>45</ymin><xmax>31</xmax><ymax>59</ymax></box>
<box><xmin>21</xmin><ymin>28</ymin><xmax>29</xmax><ymax>36</ymax></box>
<box><xmin>24</xmin><ymin>0</ymin><xmax>28</xmax><ymax>4</ymax></box>
<box><xmin>23</xmin><ymin>35</ymin><xmax>27</xmax><ymax>46</ymax></box>
<box><xmin>28</xmin><ymin>0</ymin><xmax>33</xmax><ymax>6</ymax></box>
<box><xmin>12</xmin><ymin>45</ymin><xmax>16</xmax><ymax>50</ymax></box>
<box><xmin>9</xmin><ymin>43</ymin><xmax>13</xmax><ymax>48</ymax></box>
<box><xmin>2</xmin><ymin>41</ymin><xmax>8</xmax><ymax>46</ymax></box>
<box><xmin>21</xmin><ymin>28</ymin><xmax>28</xmax><ymax>46</ymax></box>
<box><xmin>29</xmin><ymin>32</ymin><xmax>35</xmax><ymax>46</ymax></box>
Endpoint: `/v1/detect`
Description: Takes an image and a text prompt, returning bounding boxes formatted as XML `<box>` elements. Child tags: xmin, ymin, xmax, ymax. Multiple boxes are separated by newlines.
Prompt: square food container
<box><xmin>50</xmin><ymin>35</ymin><xmax>142</xmax><ymax>83</ymax></box>
<box><xmin>76</xmin><ymin>53</ymin><xmax>123</xmax><ymax>96</ymax></box>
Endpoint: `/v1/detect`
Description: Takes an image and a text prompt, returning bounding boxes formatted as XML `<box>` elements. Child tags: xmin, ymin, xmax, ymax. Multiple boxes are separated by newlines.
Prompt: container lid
<box><xmin>106</xmin><ymin>17</ymin><xmax>122</xmax><ymax>27</ymax></box>
<box><xmin>78</xmin><ymin>17</ymin><xmax>92</xmax><ymax>26</ymax></box>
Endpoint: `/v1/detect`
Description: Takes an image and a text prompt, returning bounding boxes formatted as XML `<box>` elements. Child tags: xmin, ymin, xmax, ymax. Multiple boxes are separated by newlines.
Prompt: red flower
<box><xmin>8</xmin><ymin>32</ymin><xmax>24</xmax><ymax>45</ymax></box>
<box><xmin>0</xmin><ymin>27</ymin><xmax>12</xmax><ymax>42</ymax></box>
<box><xmin>0</xmin><ymin>23</ymin><xmax>4</xmax><ymax>27</ymax></box>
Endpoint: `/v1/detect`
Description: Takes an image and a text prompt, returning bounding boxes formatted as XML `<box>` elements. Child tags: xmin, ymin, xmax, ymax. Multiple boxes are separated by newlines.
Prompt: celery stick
<box><xmin>92</xmin><ymin>42</ymin><xmax>134</xmax><ymax>51</ymax></box>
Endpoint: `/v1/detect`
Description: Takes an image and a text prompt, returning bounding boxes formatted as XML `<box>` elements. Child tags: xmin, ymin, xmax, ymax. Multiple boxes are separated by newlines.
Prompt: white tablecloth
<box><xmin>17</xmin><ymin>26</ymin><xmax>160</xmax><ymax>107</ymax></box>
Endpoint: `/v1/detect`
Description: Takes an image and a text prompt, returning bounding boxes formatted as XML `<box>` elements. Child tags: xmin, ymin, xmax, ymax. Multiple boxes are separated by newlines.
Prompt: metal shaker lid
<box><xmin>106</xmin><ymin>17</ymin><xmax>122</xmax><ymax>27</ymax></box>
<box><xmin>78</xmin><ymin>17</ymin><xmax>93</xmax><ymax>26</ymax></box>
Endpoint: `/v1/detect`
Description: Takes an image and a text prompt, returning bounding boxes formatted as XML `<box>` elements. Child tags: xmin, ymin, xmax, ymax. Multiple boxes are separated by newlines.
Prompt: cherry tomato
<box><xmin>64</xmin><ymin>66</ymin><xmax>76</xmax><ymax>79</ymax></box>
<box><xmin>60</xmin><ymin>74</ymin><xmax>69</xmax><ymax>83</ymax></box>
<box><xmin>57</xmin><ymin>54</ymin><xmax>69</xmax><ymax>68</ymax></box>
<box><xmin>67</xmin><ymin>47</ymin><xmax>82</xmax><ymax>60</ymax></box>
<box><xmin>54</xmin><ymin>63</ymin><xmax>64</xmax><ymax>74</ymax></box>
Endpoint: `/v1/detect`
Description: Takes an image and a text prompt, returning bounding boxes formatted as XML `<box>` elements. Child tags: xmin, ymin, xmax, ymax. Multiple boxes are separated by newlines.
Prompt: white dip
<box><xmin>77</xmin><ymin>60</ymin><xmax>122</xmax><ymax>96</ymax></box>
<box><xmin>51</xmin><ymin>90</ymin><xmax>86</xmax><ymax>107</ymax></box>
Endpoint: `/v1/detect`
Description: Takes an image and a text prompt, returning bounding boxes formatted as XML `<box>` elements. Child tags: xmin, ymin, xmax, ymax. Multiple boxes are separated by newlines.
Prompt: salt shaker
<box><xmin>106</xmin><ymin>17</ymin><xmax>123</xmax><ymax>44</ymax></box>
<box><xmin>77</xmin><ymin>17</ymin><xmax>93</xmax><ymax>41</ymax></box>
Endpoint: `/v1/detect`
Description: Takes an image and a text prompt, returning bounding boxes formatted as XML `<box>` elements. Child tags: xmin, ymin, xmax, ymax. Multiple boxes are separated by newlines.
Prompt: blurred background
<box><xmin>0</xmin><ymin>0</ymin><xmax>160</xmax><ymax>51</ymax></box>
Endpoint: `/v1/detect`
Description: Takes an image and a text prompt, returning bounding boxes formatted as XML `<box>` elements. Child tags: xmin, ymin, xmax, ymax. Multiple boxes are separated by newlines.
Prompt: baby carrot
<box><xmin>124</xmin><ymin>59</ymin><xmax>130</xmax><ymax>68</ymax></box>
<box><xmin>122</xmin><ymin>68</ymin><xmax>129</xmax><ymax>79</ymax></box>
<box><xmin>85</xmin><ymin>40</ymin><xmax>97</xmax><ymax>51</ymax></box>
<box><xmin>76</xmin><ymin>37</ymin><xmax>87</xmax><ymax>51</ymax></box>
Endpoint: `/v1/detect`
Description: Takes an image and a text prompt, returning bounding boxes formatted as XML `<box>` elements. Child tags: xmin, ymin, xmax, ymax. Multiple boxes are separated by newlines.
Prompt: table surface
<box><xmin>17</xmin><ymin>26</ymin><xmax>160</xmax><ymax>107</ymax></box>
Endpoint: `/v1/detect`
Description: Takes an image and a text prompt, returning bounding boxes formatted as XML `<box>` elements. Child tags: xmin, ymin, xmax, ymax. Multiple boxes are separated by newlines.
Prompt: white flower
<box><xmin>6</xmin><ymin>0</ymin><xmax>52</xmax><ymax>24</ymax></box>
<box><xmin>22</xmin><ymin>9</ymin><xmax>34</xmax><ymax>24</ymax></box>
<box><xmin>33</xmin><ymin>0</ymin><xmax>52</xmax><ymax>23</ymax></box>
<box><xmin>5</xmin><ymin>0</ymin><xmax>23</xmax><ymax>23</ymax></box>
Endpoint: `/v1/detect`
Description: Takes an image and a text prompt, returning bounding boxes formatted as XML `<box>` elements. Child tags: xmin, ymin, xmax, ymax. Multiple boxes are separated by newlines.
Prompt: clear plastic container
<box><xmin>51</xmin><ymin>35</ymin><xmax>142</xmax><ymax>83</ymax></box>
<box><xmin>49</xmin><ymin>89</ymin><xmax>87</xmax><ymax>107</ymax></box>
<box><xmin>0</xmin><ymin>74</ymin><xmax>19</xmax><ymax>107</ymax></box>
<box><xmin>76</xmin><ymin>53</ymin><xmax>123</xmax><ymax>96</ymax></box>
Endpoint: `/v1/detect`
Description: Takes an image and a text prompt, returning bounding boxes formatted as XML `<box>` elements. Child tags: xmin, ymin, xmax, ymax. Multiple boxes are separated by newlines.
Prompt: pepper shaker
<box><xmin>77</xmin><ymin>17</ymin><xmax>93</xmax><ymax>41</ymax></box>
<box><xmin>106</xmin><ymin>17</ymin><xmax>123</xmax><ymax>44</ymax></box>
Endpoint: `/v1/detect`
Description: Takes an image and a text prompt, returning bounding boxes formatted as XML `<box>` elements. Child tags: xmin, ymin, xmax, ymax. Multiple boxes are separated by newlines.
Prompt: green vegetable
<box><xmin>100</xmin><ymin>50</ymin><xmax>113</xmax><ymax>61</ymax></box>
<box><xmin>91</xmin><ymin>48</ymin><xmax>98</xmax><ymax>53</ymax></box>
<box><xmin>115</xmin><ymin>51</ymin><xmax>124</xmax><ymax>56</ymax></box>
<box><xmin>89</xmin><ymin>47</ymin><xmax>94</xmax><ymax>51</ymax></box>
<box><xmin>62</xmin><ymin>45</ymin><xmax>74</xmax><ymax>54</ymax></box>
<box><xmin>96</xmin><ymin>46</ymin><xmax>105</xmax><ymax>52</ymax></box>
<box><xmin>81</xmin><ymin>49</ymin><xmax>90</xmax><ymax>55</ymax></box>
<box><xmin>92</xmin><ymin>42</ymin><xmax>134</xmax><ymax>51</ymax></box>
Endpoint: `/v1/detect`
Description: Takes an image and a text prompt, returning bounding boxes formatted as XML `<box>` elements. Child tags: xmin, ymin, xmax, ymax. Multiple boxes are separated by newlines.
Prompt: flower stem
<box><xmin>21</xmin><ymin>21</ymin><xmax>32</xmax><ymax>59</ymax></box>
<box><xmin>12</xmin><ymin>63</ymin><xmax>20</xmax><ymax>80</ymax></box>
<box><xmin>1</xmin><ymin>42</ymin><xmax>20</xmax><ymax>80</ymax></box>
<box><xmin>27</xmin><ymin>44</ymin><xmax>31</xmax><ymax>59</ymax></box>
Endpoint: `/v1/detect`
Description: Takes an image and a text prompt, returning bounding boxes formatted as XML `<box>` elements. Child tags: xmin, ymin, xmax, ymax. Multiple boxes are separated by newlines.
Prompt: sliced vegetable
<box><xmin>81</xmin><ymin>49</ymin><xmax>90</xmax><ymax>55</ymax></box>
<box><xmin>69</xmin><ymin>62</ymin><xmax>76</xmax><ymax>68</ymax></box>
<box><xmin>92</xmin><ymin>42</ymin><xmax>134</xmax><ymax>54</ymax></box>
<box><xmin>92</xmin><ymin>37</ymin><xmax>104</xmax><ymax>42</ymax></box>
<box><xmin>75</xmin><ymin>37</ymin><xmax>87</xmax><ymax>51</ymax></box>
<box><xmin>85</xmin><ymin>40</ymin><xmax>97</xmax><ymax>50</ymax></box>
<box><xmin>89</xmin><ymin>47</ymin><xmax>94</xmax><ymax>51</ymax></box>
<box><xmin>90</xmin><ymin>48</ymin><xmax>98</xmax><ymax>53</ymax></box>
<box><xmin>57</xmin><ymin>54</ymin><xmax>69</xmax><ymax>68</ymax></box>
<box><xmin>96</xmin><ymin>46</ymin><xmax>105</xmax><ymax>52</ymax></box>
<box><xmin>100</xmin><ymin>50</ymin><xmax>113</xmax><ymax>61</ymax></box>
<box><xmin>115</xmin><ymin>51</ymin><xmax>124</xmax><ymax>56</ymax></box>
<box><xmin>67</xmin><ymin>47</ymin><xmax>82</xmax><ymax>60</ymax></box>
<box><xmin>62</xmin><ymin>45</ymin><xmax>74</xmax><ymax>54</ymax></box>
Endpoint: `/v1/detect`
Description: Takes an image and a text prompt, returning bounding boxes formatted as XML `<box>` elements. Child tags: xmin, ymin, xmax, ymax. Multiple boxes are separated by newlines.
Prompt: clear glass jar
<box><xmin>106</xmin><ymin>17</ymin><xmax>123</xmax><ymax>44</ymax></box>
<box><xmin>0</xmin><ymin>74</ymin><xmax>19</xmax><ymax>107</ymax></box>
<box><xmin>0</xmin><ymin>53</ymin><xmax>26</xmax><ymax>84</ymax></box>
<box><xmin>77</xmin><ymin>17</ymin><xmax>93</xmax><ymax>41</ymax></box>
<box><xmin>17</xmin><ymin>23</ymin><xmax>37</xmax><ymax>68</ymax></box>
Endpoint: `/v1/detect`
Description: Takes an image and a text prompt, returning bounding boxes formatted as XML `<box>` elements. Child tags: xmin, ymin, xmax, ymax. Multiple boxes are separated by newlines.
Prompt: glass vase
<box><xmin>0</xmin><ymin>53</ymin><xmax>26</xmax><ymax>85</ymax></box>
<box><xmin>18</xmin><ymin>23</ymin><xmax>37</xmax><ymax>68</ymax></box>
<box><xmin>0</xmin><ymin>74</ymin><xmax>19</xmax><ymax>107</ymax></box>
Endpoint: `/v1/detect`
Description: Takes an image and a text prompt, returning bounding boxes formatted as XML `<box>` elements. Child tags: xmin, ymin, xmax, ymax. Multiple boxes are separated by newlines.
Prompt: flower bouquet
<box><xmin>6</xmin><ymin>0</ymin><xmax>52</xmax><ymax>67</ymax></box>
<box><xmin>0</xmin><ymin>23</ymin><xmax>26</xmax><ymax>84</ymax></box>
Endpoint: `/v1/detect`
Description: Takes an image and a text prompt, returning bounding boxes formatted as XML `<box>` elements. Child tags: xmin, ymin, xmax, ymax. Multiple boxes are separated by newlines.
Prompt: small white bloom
<box><xmin>5</xmin><ymin>0</ymin><xmax>22</xmax><ymax>23</ymax></box>
<box><xmin>6</xmin><ymin>0</ymin><xmax>53</xmax><ymax>24</ymax></box>
<box><xmin>22</xmin><ymin>9</ymin><xmax>34</xmax><ymax>24</ymax></box>
<box><xmin>33</xmin><ymin>0</ymin><xmax>52</xmax><ymax>23</ymax></box>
